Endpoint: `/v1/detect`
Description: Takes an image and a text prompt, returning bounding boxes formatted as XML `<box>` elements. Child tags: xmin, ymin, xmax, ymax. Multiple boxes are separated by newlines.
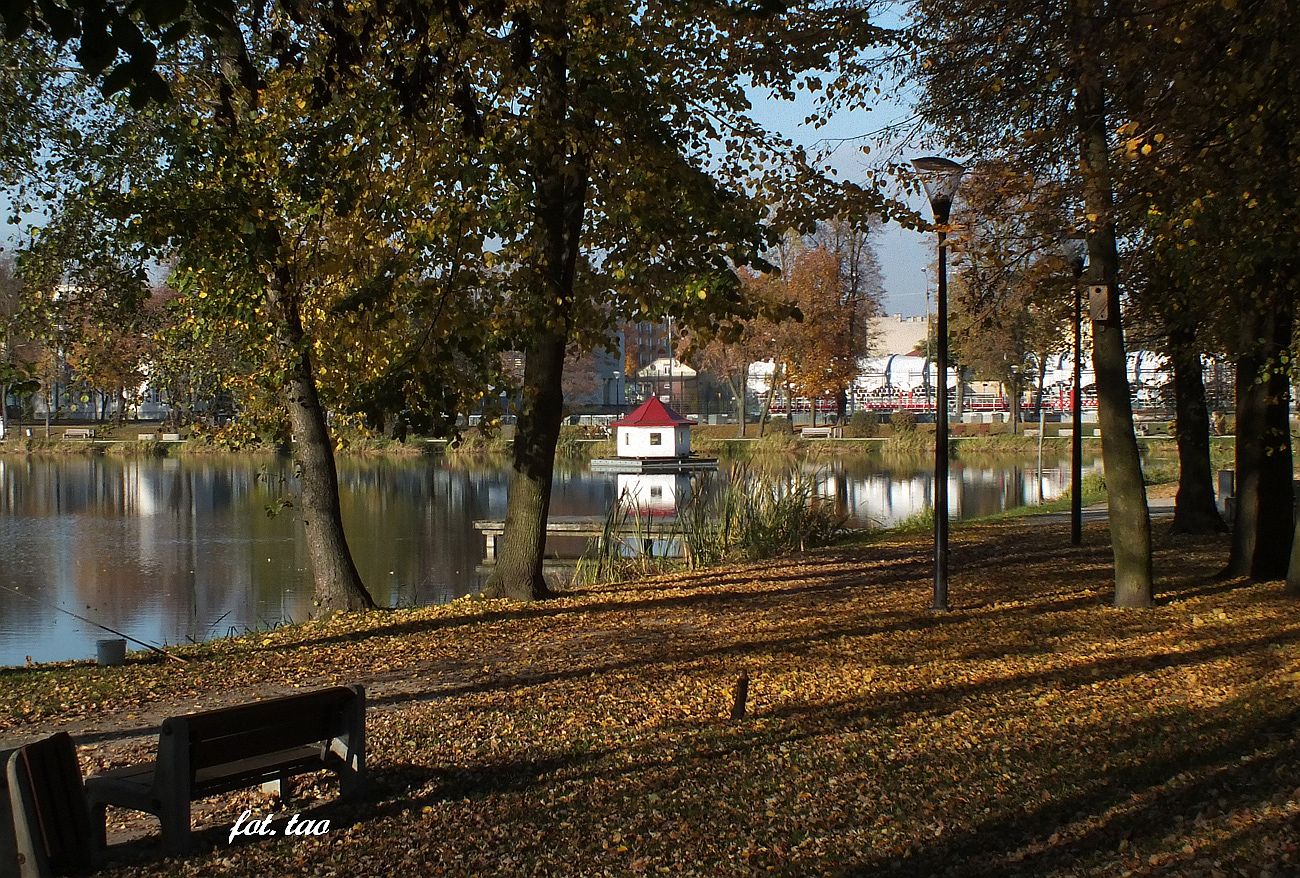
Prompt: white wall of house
<box><xmin>616</xmin><ymin>424</ymin><xmax>691</xmax><ymax>458</ymax></box>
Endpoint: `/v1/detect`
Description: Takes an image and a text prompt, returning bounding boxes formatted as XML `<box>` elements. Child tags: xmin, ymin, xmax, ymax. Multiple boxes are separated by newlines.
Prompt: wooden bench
<box><xmin>84</xmin><ymin>685</ymin><xmax>365</xmax><ymax>854</ymax></box>
<box><xmin>800</xmin><ymin>426</ymin><xmax>841</xmax><ymax>439</ymax></box>
<box><xmin>61</xmin><ymin>429</ymin><xmax>95</xmax><ymax>440</ymax></box>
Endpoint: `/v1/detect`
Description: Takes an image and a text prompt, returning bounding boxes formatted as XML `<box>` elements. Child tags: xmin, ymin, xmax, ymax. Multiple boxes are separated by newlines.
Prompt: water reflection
<box><xmin>0</xmin><ymin>450</ymin><xmax>1096</xmax><ymax>665</ymax></box>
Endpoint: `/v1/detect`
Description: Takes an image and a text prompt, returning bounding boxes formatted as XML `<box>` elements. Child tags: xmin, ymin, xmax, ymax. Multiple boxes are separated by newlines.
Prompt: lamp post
<box><xmin>1063</xmin><ymin>236</ymin><xmax>1089</xmax><ymax>546</ymax></box>
<box><xmin>912</xmin><ymin>156</ymin><xmax>965</xmax><ymax>613</ymax></box>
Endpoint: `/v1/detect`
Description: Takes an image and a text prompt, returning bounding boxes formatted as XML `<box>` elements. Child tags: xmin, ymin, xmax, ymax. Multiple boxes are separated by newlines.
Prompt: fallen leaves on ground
<box><xmin>3</xmin><ymin>520</ymin><xmax>1299</xmax><ymax>877</ymax></box>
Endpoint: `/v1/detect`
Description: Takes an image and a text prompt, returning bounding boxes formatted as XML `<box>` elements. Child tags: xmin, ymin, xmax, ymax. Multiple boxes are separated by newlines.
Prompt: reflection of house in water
<box><xmin>614</xmin><ymin>472</ymin><xmax>692</xmax><ymax>558</ymax></box>
<box><xmin>616</xmin><ymin>472</ymin><xmax>689</xmax><ymax>515</ymax></box>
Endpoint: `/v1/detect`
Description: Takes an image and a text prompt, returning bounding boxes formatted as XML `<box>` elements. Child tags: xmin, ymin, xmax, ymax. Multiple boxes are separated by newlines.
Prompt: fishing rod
<box><xmin>0</xmin><ymin>583</ymin><xmax>189</xmax><ymax>664</ymax></box>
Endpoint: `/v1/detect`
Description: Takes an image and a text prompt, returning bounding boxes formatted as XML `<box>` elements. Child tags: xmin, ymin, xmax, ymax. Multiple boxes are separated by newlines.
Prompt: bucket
<box><xmin>96</xmin><ymin>638</ymin><xmax>127</xmax><ymax>666</ymax></box>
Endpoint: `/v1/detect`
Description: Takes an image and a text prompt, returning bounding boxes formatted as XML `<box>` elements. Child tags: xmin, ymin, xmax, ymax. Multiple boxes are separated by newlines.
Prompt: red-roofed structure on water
<box><xmin>611</xmin><ymin>397</ymin><xmax>696</xmax><ymax>458</ymax></box>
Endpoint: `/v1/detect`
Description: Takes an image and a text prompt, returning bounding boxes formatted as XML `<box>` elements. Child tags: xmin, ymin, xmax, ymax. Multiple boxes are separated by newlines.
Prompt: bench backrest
<box><xmin>161</xmin><ymin>686</ymin><xmax>362</xmax><ymax>776</ymax></box>
<box><xmin>6</xmin><ymin>731</ymin><xmax>95</xmax><ymax>877</ymax></box>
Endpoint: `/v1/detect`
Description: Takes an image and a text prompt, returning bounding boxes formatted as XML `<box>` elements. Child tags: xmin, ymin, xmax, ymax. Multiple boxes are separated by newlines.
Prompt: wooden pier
<box><xmin>473</xmin><ymin>516</ymin><xmax>689</xmax><ymax>560</ymax></box>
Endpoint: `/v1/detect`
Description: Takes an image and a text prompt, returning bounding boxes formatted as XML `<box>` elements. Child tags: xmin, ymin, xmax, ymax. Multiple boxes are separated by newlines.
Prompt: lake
<box><xmin>0</xmin><ymin>450</ymin><xmax>1096</xmax><ymax>665</ymax></box>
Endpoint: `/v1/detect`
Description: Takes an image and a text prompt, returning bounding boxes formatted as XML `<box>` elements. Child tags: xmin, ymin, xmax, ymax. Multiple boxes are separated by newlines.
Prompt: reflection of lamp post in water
<box><xmin>912</xmin><ymin>155</ymin><xmax>966</xmax><ymax>613</ymax></box>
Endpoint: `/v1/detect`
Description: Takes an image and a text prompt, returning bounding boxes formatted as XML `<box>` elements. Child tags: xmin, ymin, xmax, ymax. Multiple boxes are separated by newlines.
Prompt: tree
<box><xmin>904</xmin><ymin>0</ymin><xmax>1154</xmax><ymax>607</ymax></box>
<box><xmin>1103</xmin><ymin>0</ymin><xmax>1300</xmax><ymax>576</ymax></box>
<box><xmin>0</xmin><ymin>257</ymin><xmax>39</xmax><ymax>438</ymax></box>
<box><xmin>11</xmin><ymin>8</ymin><xmax>440</xmax><ymax>612</ymax></box>
<box><xmin>1124</xmin><ymin>245</ymin><xmax>1227</xmax><ymax>536</ymax></box>
<box><xmin>782</xmin><ymin>246</ymin><xmax>862</xmax><ymax>423</ymax></box>
<box><xmin>469</xmin><ymin>0</ymin><xmax>877</xmax><ymax>600</ymax></box>
<box><xmin>810</xmin><ymin>218</ymin><xmax>884</xmax><ymax>419</ymax></box>
<box><xmin>688</xmin><ymin>270</ymin><xmax>792</xmax><ymax>438</ymax></box>
<box><xmin>947</xmin><ymin>163</ymin><xmax>1073</xmax><ymax>437</ymax></box>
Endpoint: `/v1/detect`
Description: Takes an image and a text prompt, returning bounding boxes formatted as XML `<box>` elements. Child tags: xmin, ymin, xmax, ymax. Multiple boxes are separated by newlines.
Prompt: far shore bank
<box><xmin>0</xmin><ymin>420</ymin><xmax>1203</xmax><ymax>461</ymax></box>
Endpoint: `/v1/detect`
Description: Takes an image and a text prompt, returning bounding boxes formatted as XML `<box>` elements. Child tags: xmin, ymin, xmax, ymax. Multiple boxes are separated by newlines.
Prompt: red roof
<box><xmin>611</xmin><ymin>397</ymin><xmax>696</xmax><ymax>428</ymax></box>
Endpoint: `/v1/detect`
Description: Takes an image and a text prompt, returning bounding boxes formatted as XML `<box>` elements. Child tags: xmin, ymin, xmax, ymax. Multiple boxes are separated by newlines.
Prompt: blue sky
<box><xmin>744</xmin><ymin>80</ymin><xmax>933</xmax><ymax>318</ymax></box>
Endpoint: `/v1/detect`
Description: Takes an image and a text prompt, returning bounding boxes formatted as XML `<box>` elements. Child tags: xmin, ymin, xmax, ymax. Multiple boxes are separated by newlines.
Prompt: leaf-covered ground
<box><xmin>3</xmin><ymin>519</ymin><xmax>1298</xmax><ymax>877</ymax></box>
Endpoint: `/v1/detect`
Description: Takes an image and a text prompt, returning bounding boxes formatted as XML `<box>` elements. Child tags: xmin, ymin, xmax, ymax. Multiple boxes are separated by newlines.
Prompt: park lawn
<box><xmin>3</xmin><ymin>520</ymin><xmax>1298</xmax><ymax>877</ymax></box>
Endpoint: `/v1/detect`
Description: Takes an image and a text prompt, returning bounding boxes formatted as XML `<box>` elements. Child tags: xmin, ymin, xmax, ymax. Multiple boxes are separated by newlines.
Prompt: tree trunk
<box><xmin>757</xmin><ymin>362</ymin><xmax>779</xmax><ymax>437</ymax></box>
<box><xmin>483</xmin><ymin>3</ymin><xmax>589</xmax><ymax>601</ymax></box>
<box><xmin>1287</xmin><ymin>506</ymin><xmax>1300</xmax><ymax>594</ymax></box>
<box><xmin>736</xmin><ymin>375</ymin><xmax>747</xmax><ymax>438</ymax></box>
<box><xmin>1229</xmin><ymin>342</ymin><xmax>1265</xmax><ymax>576</ymax></box>
<box><xmin>483</xmin><ymin>333</ymin><xmax>567</xmax><ymax>600</ymax></box>
<box><xmin>1168</xmin><ymin>334</ymin><xmax>1226</xmax><ymax>534</ymax></box>
<box><xmin>1251</xmin><ymin>307</ymin><xmax>1293</xmax><ymax>579</ymax></box>
<box><xmin>1008</xmin><ymin>377</ymin><xmax>1021</xmax><ymax>435</ymax></box>
<box><xmin>1074</xmin><ymin>18</ymin><xmax>1154</xmax><ymax>607</ymax></box>
<box><xmin>1227</xmin><ymin>303</ymin><xmax>1295</xmax><ymax>579</ymax></box>
<box><xmin>729</xmin><ymin>371</ymin><xmax>747</xmax><ymax>438</ymax></box>
<box><xmin>1035</xmin><ymin>355</ymin><xmax>1047</xmax><ymax>422</ymax></box>
<box><xmin>269</xmin><ymin>266</ymin><xmax>377</xmax><ymax>614</ymax></box>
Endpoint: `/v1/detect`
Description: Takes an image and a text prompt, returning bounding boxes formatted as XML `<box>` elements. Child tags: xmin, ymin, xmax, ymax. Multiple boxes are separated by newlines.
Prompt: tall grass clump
<box><xmin>749</xmin><ymin>430</ymin><xmax>801</xmax><ymax>456</ymax></box>
<box><xmin>882</xmin><ymin>430</ymin><xmax>932</xmax><ymax>457</ymax></box>
<box><xmin>571</xmin><ymin>497</ymin><xmax>681</xmax><ymax>586</ymax></box>
<box><xmin>105</xmin><ymin>439</ymin><xmax>169</xmax><ymax>457</ymax></box>
<box><xmin>555</xmin><ymin>426</ymin><xmax>614</xmax><ymax>459</ymax></box>
<box><xmin>445</xmin><ymin>430</ymin><xmax>512</xmax><ymax>457</ymax></box>
<box><xmin>570</xmin><ymin>467</ymin><xmax>851</xmax><ymax>587</ymax></box>
<box><xmin>678</xmin><ymin>467</ymin><xmax>849</xmax><ymax>566</ymax></box>
<box><xmin>892</xmin><ymin>506</ymin><xmax>936</xmax><ymax>533</ymax></box>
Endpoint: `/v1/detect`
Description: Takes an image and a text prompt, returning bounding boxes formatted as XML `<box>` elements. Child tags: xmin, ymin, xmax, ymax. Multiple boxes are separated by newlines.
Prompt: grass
<box><xmin>4</xmin><ymin>521</ymin><xmax>1298</xmax><ymax>877</ymax></box>
<box><xmin>570</xmin><ymin>467</ymin><xmax>850</xmax><ymax>586</ymax></box>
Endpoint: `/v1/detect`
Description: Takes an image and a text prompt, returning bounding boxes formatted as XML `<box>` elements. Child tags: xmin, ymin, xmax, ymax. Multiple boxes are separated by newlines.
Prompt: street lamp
<box><xmin>912</xmin><ymin>155</ymin><xmax>965</xmax><ymax>612</ymax></box>
<box><xmin>1063</xmin><ymin>236</ymin><xmax>1089</xmax><ymax>546</ymax></box>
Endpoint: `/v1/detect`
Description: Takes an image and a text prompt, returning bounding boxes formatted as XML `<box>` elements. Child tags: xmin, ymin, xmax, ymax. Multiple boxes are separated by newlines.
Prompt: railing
<box><xmin>767</xmin><ymin>389</ymin><xmax>1113</xmax><ymax>416</ymax></box>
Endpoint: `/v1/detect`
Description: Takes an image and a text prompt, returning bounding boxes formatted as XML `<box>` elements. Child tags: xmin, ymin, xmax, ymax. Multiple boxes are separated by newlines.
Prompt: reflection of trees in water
<box><xmin>1</xmin><ymin>452</ymin><xmax>1107</xmax><ymax>664</ymax></box>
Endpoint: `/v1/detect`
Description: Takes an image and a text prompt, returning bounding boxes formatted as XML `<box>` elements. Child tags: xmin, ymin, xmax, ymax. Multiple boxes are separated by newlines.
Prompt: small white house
<box><xmin>611</xmin><ymin>397</ymin><xmax>695</xmax><ymax>459</ymax></box>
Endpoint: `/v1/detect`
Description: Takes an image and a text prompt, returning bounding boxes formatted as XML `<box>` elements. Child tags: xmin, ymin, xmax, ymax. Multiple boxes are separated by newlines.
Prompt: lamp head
<box><xmin>1063</xmin><ymin>235</ymin><xmax>1088</xmax><ymax>275</ymax></box>
<box><xmin>911</xmin><ymin>156</ymin><xmax>966</xmax><ymax>224</ymax></box>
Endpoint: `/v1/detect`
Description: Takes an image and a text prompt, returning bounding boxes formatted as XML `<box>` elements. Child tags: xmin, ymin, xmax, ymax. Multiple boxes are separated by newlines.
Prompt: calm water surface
<box><xmin>0</xmin><ymin>451</ymin><xmax>1096</xmax><ymax>665</ymax></box>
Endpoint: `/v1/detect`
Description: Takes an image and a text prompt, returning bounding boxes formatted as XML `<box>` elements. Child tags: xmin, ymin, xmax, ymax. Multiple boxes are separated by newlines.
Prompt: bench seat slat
<box><xmin>194</xmin><ymin>747</ymin><xmax>325</xmax><ymax>796</ymax></box>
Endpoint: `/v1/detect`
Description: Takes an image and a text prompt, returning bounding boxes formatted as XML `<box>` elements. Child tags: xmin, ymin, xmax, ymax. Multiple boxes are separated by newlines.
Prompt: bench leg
<box><xmin>159</xmin><ymin>798</ymin><xmax>191</xmax><ymax>855</ymax></box>
<box><xmin>90</xmin><ymin>801</ymin><xmax>108</xmax><ymax>852</ymax></box>
<box><xmin>260</xmin><ymin>773</ymin><xmax>293</xmax><ymax>804</ymax></box>
<box><xmin>330</xmin><ymin>729</ymin><xmax>366</xmax><ymax>799</ymax></box>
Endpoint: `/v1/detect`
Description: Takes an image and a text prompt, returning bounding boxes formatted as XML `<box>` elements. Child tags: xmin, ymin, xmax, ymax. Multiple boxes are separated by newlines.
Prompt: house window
<box><xmin>649</xmin><ymin>486</ymin><xmax>663</xmax><ymax>499</ymax></box>
<box><xmin>650</xmin><ymin>432</ymin><xmax>663</xmax><ymax>446</ymax></box>
<box><xmin>624</xmin><ymin>432</ymin><xmax>630</xmax><ymax>445</ymax></box>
